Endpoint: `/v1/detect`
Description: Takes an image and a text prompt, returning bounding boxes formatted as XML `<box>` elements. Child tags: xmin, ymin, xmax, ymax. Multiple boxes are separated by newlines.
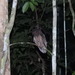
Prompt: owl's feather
<box><xmin>33</xmin><ymin>28</ymin><xmax>47</xmax><ymax>53</ymax></box>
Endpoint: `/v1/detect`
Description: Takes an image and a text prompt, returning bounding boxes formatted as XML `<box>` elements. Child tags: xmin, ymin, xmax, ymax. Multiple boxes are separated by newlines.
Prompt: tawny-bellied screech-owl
<box><xmin>32</xmin><ymin>26</ymin><xmax>47</xmax><ymax>53</ymax></box>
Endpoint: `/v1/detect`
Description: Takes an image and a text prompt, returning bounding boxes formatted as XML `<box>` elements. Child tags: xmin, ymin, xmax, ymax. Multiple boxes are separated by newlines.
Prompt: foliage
<box><xmin>22</xmin><ymin>0</ymin><xmax>38</xmax><ymax>13</ymax></box>
<box><xmin>10</xmin><ymin>0</ymin><xmax>75</xmax><ymax>75</ymax></box>
<box><xmin>11</xmin><ymin>45</ymin><xmax>42</xmax><ymax>75</ymax></box>
<box><xmin>72</xmin><ymin>71</ymin><xmax>75</xmax><ymax>75</ymax></box>
<box><xmin>22</xmin><ymin>2</ymin><xmax>30</xmax><ymax>13</ymax></box>
<box><xmin>10</xmin><ymin>0</ymin><xmax>52</xmax><ymax>75</ymax></box>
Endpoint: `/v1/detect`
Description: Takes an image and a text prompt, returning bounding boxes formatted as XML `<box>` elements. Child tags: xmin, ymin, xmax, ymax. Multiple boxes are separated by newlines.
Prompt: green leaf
<box><xmin>72</xmin><ymin>72</ymin><xmax>75</xmax><ymax>75</ymax></box>
<box><xmin>29</xmin><ymin>2</ymin><xmax>36</xmax><ymax>11</ymax></box>
<box><xmin>31</xmin><ymin>0</ymin><xmax>38</xmax><ymax>6</ymax></box>
<box><xmin>31</xmin><ymin>0</ymin><xmax>35</xmax><ymax>2</ymax></box>
<box><xmin>35</xmin><ymin>0</ymin><xmax>44</xmax><ymax>3</ymax></box>
<box><xmin>22</xmin><ymin>2</ymin><xmax>30</xmax><ymax>13</ymax></box>
<box><xmin>32</xmin><ymin>2</ymin><xmax>38</xmax><ymax>6</ymax></box>
<box><xmin>33</xmin><ymin>2</ymin><xmax>38</xmax><ymax>6</ymax></box>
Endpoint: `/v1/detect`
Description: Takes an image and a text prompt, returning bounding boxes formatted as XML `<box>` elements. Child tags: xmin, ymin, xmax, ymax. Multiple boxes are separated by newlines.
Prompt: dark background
<box><xmin>9</xmin><ymin>0</ymin><xmax>75</xmax><ymax>75</ymax></box>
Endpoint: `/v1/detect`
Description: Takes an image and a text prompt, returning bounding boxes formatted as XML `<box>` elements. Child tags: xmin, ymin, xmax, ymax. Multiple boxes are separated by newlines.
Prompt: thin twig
<box><xmin>40</xmin><ymin>7</ymin><xmax>46</xmax><ymax>21</ymax></box>
<box><xmin>68</xmin><ymin>0</ymin><xmax>75</xmax><ymax>35</ymax></box>
<box><xmin>9</xmin><ymin>42</ymin><xmax>36</xmax><ymax>46</ymax></box>
<box><xmin>63</xmin><ymin>0</ymin><xmax>67</xmax><ymax>74</ymax></box>
<box><xmin>35</xmin><ymin>9</ymin><xmax>39</xmax><ymax>25</ymax></box>
<box><xmin>10</xmin><ymin>41</ymin><xmax>53</xmax><ymax>56</ymax></box>
<box><xmin>36</xmin><ymin>51</ymin><xmax>45</xmax><ymax>75</ymax></box>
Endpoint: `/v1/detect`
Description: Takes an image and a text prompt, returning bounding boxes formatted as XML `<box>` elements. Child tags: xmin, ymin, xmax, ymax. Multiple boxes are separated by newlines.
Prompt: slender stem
<box><xmin>35</xmin><ymin>9</ymin><xmax>39</xmax><ymax>25</ymax></box>
<box><xmin>63</xmin><ymin>0</ymin><xmax>67</xmax><ymax>75</ymax></box>
<box><xmin>36</xmin><ymin>51</ymin><xmax>45</xmax><ymax>75</ymax></box>
<box><xmin>68</xmin><ymin>0</ymin><xmax>75</xmax><ymax>35</ymax></box>
<box><xmin>40</xmin><ymin>5</ymin><xmax>46</xmax><ymax>21</ymax></box>
<box><xmin>9</xmin><ymin>42</ymin><xmax>36</xmax><ymax>46</ymax></box>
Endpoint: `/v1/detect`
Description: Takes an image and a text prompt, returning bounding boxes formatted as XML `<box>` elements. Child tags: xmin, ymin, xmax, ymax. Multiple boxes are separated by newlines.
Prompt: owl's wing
<box><xmin>41</xmin><ymin>33</ymin><xmax>47</xmax><ymax>47</ymax></box>
<box><xmin>33</xmin><ymin>35</ymin><xmax>47</xmax><ymax>53</ymax></box>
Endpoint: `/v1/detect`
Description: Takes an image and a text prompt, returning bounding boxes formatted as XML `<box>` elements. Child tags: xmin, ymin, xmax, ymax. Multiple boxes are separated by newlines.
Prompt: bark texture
<box><xmin>0</xmin><ymin>0</ymin><xmax>8</xmax><ymax>72</ymax></box>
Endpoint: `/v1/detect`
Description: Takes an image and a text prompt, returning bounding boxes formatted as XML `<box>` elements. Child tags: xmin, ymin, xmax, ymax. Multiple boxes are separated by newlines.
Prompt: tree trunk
<box><xmin>0</xmin><ymin>0</ymin><xmax>18</xmax><ymax>75</ymax></box>
<box><xmin>0</xmin><ymin>0</ymin><xmax>8</xmax><ymax>74</ymax></box>
<box><xmin>52</xmin><ymin>0</ymin><xmax>57</xmax><ymax>75</ymax></box>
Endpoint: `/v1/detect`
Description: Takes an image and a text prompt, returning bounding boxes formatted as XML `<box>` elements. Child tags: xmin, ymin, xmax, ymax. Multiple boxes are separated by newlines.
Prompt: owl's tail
<box><xmin>38</xmin><ymin>47</ymin><xmax>47</xmax><ymax>53</ymax></box>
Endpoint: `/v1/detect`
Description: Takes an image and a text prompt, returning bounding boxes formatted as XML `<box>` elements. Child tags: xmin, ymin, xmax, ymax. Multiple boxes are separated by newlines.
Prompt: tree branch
<box><xmin>68</xmin><ymin>0</ymin><xmax>75</xmax><ymax>35</ymax></box>
<box><xmin>1</xmin><ymin>0</ymin><xmax>18</xmax><ymax>75</ymax></box>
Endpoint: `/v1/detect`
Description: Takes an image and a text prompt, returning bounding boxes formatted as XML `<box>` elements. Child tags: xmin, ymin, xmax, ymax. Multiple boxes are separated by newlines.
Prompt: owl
<box><xmin>32</xmin><ymin>26</ymin><xmax>47</xmax><ymax>53</ymax></box>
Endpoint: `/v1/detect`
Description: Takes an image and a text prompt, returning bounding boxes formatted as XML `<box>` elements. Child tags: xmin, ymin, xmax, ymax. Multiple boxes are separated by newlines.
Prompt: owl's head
<box><xmin>32</xmin><ymin>25</ymin><xmax>42</xmax><ymax>36</ymax></box>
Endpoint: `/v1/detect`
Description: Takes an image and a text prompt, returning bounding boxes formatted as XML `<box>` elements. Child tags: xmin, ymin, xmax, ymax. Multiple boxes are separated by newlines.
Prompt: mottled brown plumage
<box><xmin>32</xmin><ymin>26</ymin><xmax>47</xmax><ymax>53</ymax></box>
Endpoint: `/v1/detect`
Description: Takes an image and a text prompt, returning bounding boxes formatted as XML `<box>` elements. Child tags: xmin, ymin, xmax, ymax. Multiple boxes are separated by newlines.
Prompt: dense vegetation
<box><xmin>9</xmin><ymin>0</ymin><xmax>75</xmax><ymax>75</ymax></box>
